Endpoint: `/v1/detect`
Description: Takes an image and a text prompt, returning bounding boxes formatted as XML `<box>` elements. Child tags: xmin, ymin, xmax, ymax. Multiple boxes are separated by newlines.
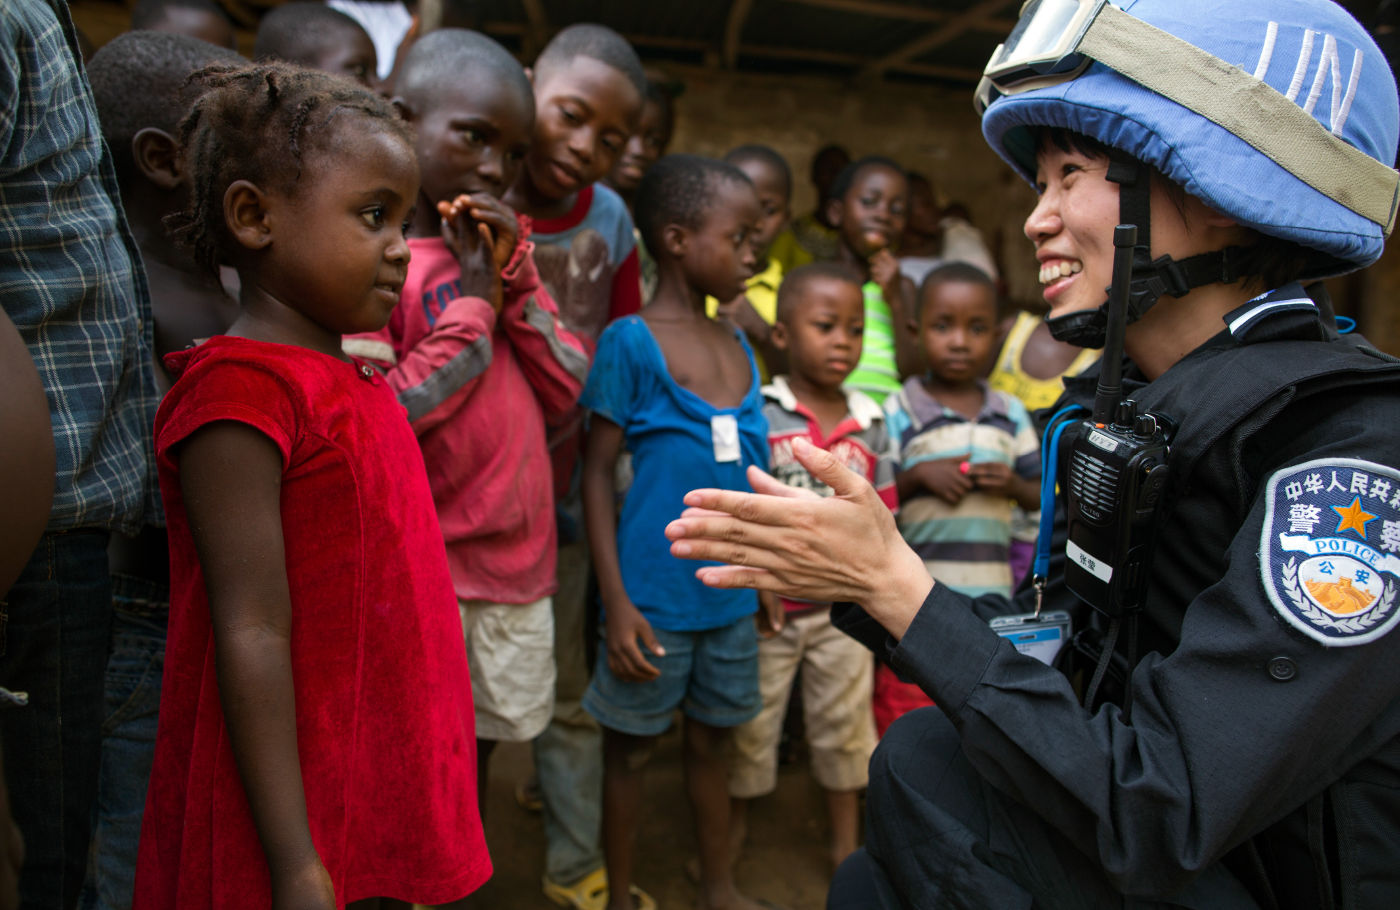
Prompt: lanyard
<box><xmin>1032</xmin><ymin>404</ymin><xmax>1087</xmax><ymax>616</ymax></box>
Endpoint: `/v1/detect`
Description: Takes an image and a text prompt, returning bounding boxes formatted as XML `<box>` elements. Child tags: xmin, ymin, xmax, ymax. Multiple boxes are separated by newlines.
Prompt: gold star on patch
<box><xmin>1332</xmin><ymin>497</ymin><xmax>1377</xmax><ymax>538</ymax></box>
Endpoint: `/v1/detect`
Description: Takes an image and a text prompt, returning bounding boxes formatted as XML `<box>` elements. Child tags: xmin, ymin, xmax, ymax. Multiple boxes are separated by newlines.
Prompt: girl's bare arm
<box><xmin>179</xmin><ymin>421</ymin><xmax>335</xmax><ymax>910</ymax></box>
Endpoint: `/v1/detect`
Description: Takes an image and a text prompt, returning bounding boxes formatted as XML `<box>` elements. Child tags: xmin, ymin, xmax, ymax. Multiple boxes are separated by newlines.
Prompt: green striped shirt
<box><xmin>844</xmin><ymin>281</ymin><xmax>901</xmax><ymax>405</ymax></box>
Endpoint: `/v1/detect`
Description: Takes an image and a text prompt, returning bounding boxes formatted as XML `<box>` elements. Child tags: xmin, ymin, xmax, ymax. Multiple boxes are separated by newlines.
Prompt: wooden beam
<box><xmin>782</xmin><ymin>0</ymin><xmax>1014</xmax><ymax>34</ymax></box>
<box><xmin>862</xmin><ymin>0</ymin><xmax>1019</xmax><ymax>78</ymax></box>
<box><xmin>723</xmin><ymin>0</ymin><xmax>756</xmax><ymax>69</ymax></box>
<box><xmin>520</xmin><ymin>0</ymin><xmax>550</xmax><ymax>56</ymax></box>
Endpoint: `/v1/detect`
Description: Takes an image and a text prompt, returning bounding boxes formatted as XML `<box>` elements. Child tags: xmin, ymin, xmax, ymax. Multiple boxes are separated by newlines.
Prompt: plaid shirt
<box><xmin>0</xmin><ymin>0</ymin><xmax>159</xmax><ymax>533</ymax></box>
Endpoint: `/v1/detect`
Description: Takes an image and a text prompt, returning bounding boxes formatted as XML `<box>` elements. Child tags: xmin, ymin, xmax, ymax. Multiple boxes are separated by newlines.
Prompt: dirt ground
<box><xmin>471</xmin><ymin>725</ymin><xmax>841</xmax><ymax>910</ymax></box>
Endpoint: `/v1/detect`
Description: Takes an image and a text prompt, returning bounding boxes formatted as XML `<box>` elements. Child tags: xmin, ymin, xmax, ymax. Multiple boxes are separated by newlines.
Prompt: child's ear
<box><xmin>825</xmin><ymin>197</ymin><xmax>844</xmax><ymax>229</ymax></box>
<box><xmin>662</xmin><ymin>223</ymin><xmax>688</xmax><ymax>258</ymax></box>
<box><xmin>907</xmin><ymin>316</ymin><xmax>921</xmax><ymax>338</ymax></box>
<box><xmin>391</xmin><ymin>97</ymin><xmax>415</xmax><ymax>124</ymax></box>
<box><xmin>770</xmin><ymin>320</ymin><xmax>790</xmax><ymax>351</ymax></box>
<box><xmin>132</xmin><ymin>128</ymin><xmax>182</xmax><ymax>191</ymax></box>
<box><xmin>224</xmin><ymin>180</ymin><xmax>274</xmax><ymax>252</ymax></box>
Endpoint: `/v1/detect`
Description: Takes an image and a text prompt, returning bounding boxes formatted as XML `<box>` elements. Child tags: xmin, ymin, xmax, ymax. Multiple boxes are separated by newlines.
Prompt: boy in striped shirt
<box><xmin>728</xmin><ymin>263</ymin><xmax>895</xmax><ymax>870</ymax></box>
<box><xmin>878</xmin><ymin>263</ymin><xmax>1040</xmax><ymax>733</ymax></box>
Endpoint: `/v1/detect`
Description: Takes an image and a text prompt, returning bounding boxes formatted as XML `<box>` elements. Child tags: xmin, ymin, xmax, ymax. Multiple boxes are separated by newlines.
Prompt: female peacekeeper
<box><xmin>665</xmin><ymin>1</ymin><xmax>1400</xmax><ymax>907</ymax></box>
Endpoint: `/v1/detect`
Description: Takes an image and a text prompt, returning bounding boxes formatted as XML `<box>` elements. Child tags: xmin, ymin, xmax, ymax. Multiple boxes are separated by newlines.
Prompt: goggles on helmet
<box><xmin>976</xmin><ymin>1</ymin><xmax>1400</xmax><ymax>234</ymax></box>
<box><xmin>978</xmin><ymin>0</ymin><xmax>1107</xmax><ymax>100</ymax></box>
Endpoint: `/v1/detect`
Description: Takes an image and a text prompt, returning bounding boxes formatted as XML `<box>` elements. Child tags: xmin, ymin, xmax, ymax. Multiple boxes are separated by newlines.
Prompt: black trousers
<box><xmin>829</xmin><ymin>708</ymin><xmax>1260</xmax><ymax>910</ymax></box>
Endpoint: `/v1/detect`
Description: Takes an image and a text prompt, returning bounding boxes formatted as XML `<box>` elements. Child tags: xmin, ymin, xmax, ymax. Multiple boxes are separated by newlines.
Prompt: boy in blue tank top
<box><xmin>580</xmin><ymin>154</ymin><xmax>770</xmax><ymax>910</ymax></box>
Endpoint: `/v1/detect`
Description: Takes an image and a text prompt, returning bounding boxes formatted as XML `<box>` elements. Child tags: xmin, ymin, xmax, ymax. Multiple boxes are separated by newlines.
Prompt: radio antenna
<box><xmin>1093</xmin><ymin>224</ymin><xmax>1137</xmax><ymax>424</ymax></box>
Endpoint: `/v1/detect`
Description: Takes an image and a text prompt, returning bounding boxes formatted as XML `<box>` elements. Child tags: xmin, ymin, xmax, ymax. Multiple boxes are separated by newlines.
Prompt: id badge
<box><xmin>989</xmin><ymin>611</ymin><xmax>1072</xmax><ymax>666</ymax></box>
<box><xmin>711</xmin><ymin>414</ymin><xmax>740</xmax><ymax>463</ymax></box>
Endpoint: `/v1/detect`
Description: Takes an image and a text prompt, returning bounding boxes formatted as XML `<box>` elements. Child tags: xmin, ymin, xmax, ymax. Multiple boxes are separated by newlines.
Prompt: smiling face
<box><xmin>403</xmin><ymin>76</ymin><xmax>533</xmax><ymax>211</ymax></box>
<box><xmin>526</xmin><ymin>56</ymin><xmax>643</xmax><ymax>202</ymax></box>
<box><xmin>829</xmin><ymin>164</ymin><xmax>909</xmax><ymax>260</ymax></box>
<box><xmin>607</xmin><ymin>95</ymin><xmax>672</xmax><ymax>193</ymax></box>
<box><xmin>915</xmin><ymin>279</ymin><xmax>998</xmax><ymax>386</ymax></box>
<box><xmin>732</xmin><ymin>157</ymin><xmax>790</xmax><ymax>263</ymax></box>
<box><xmin>250</xmin><ymin>125</ymin><xmax>419</xmax><ymax>334</ymax></box>
<box><xmin>773</xmin><ymin>276</ymin><xmax>864</xmax><ymax>390</ymax></box>
<box><xmin>678</xmin><ymin>178</ymin><xmax>762</xmax><ymax>302</ymax></box>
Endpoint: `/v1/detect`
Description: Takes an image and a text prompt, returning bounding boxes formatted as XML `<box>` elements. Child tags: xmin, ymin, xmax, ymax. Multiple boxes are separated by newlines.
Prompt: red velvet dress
<box><xmin>133</xmin><ymin>336</ymin><xmax>490</xmax><ymax>909</ymax></box>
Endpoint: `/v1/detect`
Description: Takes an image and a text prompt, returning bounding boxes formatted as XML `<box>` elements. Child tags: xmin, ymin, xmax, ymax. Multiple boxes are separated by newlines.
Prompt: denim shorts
<box><xmin>583</xmin><ymin>615</ymin><xmax>760</xmax><ymax>736</ymax></box>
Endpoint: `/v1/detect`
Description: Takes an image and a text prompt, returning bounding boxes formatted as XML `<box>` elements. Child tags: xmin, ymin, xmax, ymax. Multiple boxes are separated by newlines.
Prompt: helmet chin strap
<box><xmin>1045</xmin><ymin>149</ymin><xmax>1248</xmax><ymax>348</ymax></box>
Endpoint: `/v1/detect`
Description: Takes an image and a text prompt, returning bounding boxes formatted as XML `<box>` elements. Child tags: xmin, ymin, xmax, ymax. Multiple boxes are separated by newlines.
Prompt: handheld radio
<box><xmin>1063</xmin><ymin>225</ymin><xmax>1171</xmax><ymax>619</ymax></box>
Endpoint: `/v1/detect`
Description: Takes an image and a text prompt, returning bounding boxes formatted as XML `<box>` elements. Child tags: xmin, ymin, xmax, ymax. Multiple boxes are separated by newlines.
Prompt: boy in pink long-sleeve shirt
<box><xmin>343</xmin><ymin>29</ymin><xmax>588</xmax><ymax>802</ymax></box>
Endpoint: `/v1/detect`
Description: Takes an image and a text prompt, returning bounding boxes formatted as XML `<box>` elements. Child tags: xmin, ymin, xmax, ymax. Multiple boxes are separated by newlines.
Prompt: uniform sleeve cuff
<box><xmin>888</xmin><ymin>583</ymin><xmax>1005</xmax><ymax>716</ymax></box>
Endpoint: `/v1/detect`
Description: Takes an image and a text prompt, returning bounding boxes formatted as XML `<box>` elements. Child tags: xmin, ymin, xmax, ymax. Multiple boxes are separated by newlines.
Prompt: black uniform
<box><xmin>831</xmin><ymin>289</ymin><xmax>1400</xmax><ymax>909</ymax></box>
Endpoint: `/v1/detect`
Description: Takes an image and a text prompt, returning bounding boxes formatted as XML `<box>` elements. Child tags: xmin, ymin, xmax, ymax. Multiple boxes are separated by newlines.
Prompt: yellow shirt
<box><xmin>988</xmin><ymin>311</ymin><xmax>1101</xmax><ymax>412</ymax></box>
<box><xmin>705</xmin><ymin>258</ymin><xmax>784</xmax><ymax>381</ymax></box>
<box><xmin>767</xmin><ymin>226</ymin><xmax>815</xmax><ymax>275</ymax></box>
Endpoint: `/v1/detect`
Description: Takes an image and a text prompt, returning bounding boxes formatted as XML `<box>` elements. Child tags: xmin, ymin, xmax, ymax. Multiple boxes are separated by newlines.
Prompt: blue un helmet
<box><xmin>977</xmin><ymin>0</ymin><xmax>1400</xmax><ymax>346</ymax></box>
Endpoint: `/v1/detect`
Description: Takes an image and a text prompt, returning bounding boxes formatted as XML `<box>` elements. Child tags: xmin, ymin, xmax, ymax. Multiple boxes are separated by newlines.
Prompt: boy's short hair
<box><xmin>775</xmin><ymin>262</ymin><xmax>861</xmax><ymax>324</ymax></box>
<box><xmin>634</xmin><ymin>153</ymin><xmax>752</xmax><ymax>261</ymax></box>
<box><xmin>916</xmin><ymin>262</ymin><xmax>996</xmax><ymax>321</ymax></box>
<box><xmin>254</xmin><ymin>2</ymin><xmax>369</xmax><ymax>65</ymax></box>
<box><xmin>130</xmin><ymin>0</ymin><xmax>231</xmax><ymax>30</ymax></box>
<box><xmin>829</xmin><ymin>155</ymin><xmax>905</xmax><ymax>202</ymax></box>
<box><xmin>724</xmin><ymin>144</ymin><xmax>791</xmax><ymax>200</ymax></box>
<box><xmin>534</xmin><ymin>24</ymin><xmax>646</xmax><ymax>98</ymax></box>
<box><xmin>396</xmin><ymin>28</ymin><xmax>533</xmax><ymax>113</ymax></box>
<box><xmin>87</xmin><ymin>30</ymin><xmax>242</xmax><ymax>176</ymax></box>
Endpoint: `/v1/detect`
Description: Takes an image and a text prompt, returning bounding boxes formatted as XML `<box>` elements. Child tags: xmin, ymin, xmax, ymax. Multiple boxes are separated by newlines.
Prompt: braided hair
<box><xmin>166</xmin><ymin>61</ymin><xmax>412</xmax><ymax>277</ymax></box>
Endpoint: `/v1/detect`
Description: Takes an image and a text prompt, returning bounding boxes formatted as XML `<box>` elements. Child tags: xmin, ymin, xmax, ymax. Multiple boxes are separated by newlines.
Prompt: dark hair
<box><xmin>724</xmin><ymin>144</ymin><xmax>792</xmax><ymax>200</ymax></box>
<box><xmin>535</xmin><ymin>24</ymin><xmax>646</xmax><ymax>98</ymax></box>
<box><xmin>775</xmin><ymin>262</ymin><xmax>862</xmax><ymax>324</ymax></box>
<box><xmin>131</xmin><ymin>0</ymin><xmax>231</xmax><ymax>30</ymax></box>
<box><xmin>916</xmin><ymin>262</ymin><xmax>996</xmax><ymax>321</ymax></box>
<box><xmin>166</xmin><ymin>61</ymin><xmax>413</xmax><ymax>276</ymax></box>
<box><xmin>396</xmin><ymin>29</ymin><xmax>533</xmax><ymax>114</ymax></box>
<box><xmin>829</xmin><ymin>155</ymin><xmax>905</xmax><ymax>202</ymax></box>
<box><xmin>1030</xmin><ymin>126</ymin><xmax>1311</xmax><ymax>292</ymax></box>
<box><xmin>643</xmin><ymin>79</ymin><xmax>676</xmax><ymax>136</ymax></box>
<box><xmin>87</xmin><ymin>30</ymin><xmax>241</xmax><ymax>177</ymax></box>
<box><xmin>634</xmin><ymin>153</ymin><xmax>753</xmax><ymax>261</ymax></box>
<box><xmin>254</xmin><ymin>2</ymin><xmax>370</xmax><ymax>67</ymax></box>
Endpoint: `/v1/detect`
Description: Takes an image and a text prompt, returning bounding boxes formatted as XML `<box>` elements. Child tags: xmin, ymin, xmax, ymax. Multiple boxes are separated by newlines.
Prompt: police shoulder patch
<box><xmin>1261</xmin><ymin>458</ymin><xmax>1400</xmax><ymax>647</ymax></box>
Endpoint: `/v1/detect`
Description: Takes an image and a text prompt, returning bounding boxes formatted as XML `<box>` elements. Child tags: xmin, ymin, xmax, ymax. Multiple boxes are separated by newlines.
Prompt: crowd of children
<box><xmin>65</xmin><ymin>5</ymin><xmax>1104</xmax><ymax>909</ymax></box>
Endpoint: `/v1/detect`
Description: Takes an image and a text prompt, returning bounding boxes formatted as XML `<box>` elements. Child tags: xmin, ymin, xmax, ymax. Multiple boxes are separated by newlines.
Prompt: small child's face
<box><xmin>913</xmin><ymin>281</ymin><xmax>997</xmax><ymax>386</ymax></box>
<box><xmin>773</xmin><ymin>277</ymin><xmax>864</xmax><ymax>391</ymax></box>
<box><xmin>830</xmin><ymin>165</ymin><xmax>908</xmax><ymax>260</ymax></box>
<box><xmin>406</xmin><ymin>79</ymin><xmax>533</xmax><ymax>204</ymax></box>
<box><xmin>733</xmin><ymin>158</ymin><xmax>790</xmax><ymax>263</ymax></box>
<box><xmin>678</xmin><ymin>180</ymin><xmax>762</xmax><ymax>303</ymax></box>
<box><xmin>527</xmin><ymin>57</ymin><xmax>642</xmax><ymax>201</ymax></box>
<box><xmin>607</xmin><ymin>97</ymin><xmax>672</xmax><ymax>193</ymax></box>
<box><xmin>309</xmin><ymin>31</ymin><xmax>379</xmax><ymax>90</ymax></box>
<box><xmin>236</xmin><ymin>127</ymin><xmax>419</xmax><ymax>335</ymax></box>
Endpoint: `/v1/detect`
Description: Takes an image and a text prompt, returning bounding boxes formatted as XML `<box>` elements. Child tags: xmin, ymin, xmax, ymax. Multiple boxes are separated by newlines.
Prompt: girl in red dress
<box><xmin>132</xmin><ymin>64</ymin><xmax>490</xmax><ymax>910</ymax></box>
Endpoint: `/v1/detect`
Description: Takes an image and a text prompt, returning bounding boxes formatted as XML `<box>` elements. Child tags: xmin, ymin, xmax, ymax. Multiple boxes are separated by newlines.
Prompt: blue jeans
<box><xmin>534</xmin><ymin>541</ymin><xmax>604</xmax><ymax>886</ymax></box>
<box><xmin>79</xmin><ymin>575</ymin><xmax>167</xmax><ymax>910</ymax></box>
<box><xmin>0</xmin><ymin>530</ymin><xmax>111</xmax><ymax>910</ymax></box>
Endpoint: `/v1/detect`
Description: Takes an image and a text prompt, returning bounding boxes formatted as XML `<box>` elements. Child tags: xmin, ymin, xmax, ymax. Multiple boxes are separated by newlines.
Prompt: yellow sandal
<box><xmin>542</xmin><ymin>868</ymin><xmax>657</xmax><ymax>910</ymax></box>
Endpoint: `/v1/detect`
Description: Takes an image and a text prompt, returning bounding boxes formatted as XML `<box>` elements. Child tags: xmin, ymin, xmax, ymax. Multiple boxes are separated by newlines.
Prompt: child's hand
<box><xmin>870</xmin><ymin>248</ymin><xmax>901</xmax><ymax>301</ymax></box>
<box><xmin>271</xmin><ymin>857</ymin><xmax>335</xmax><ymax>910</ymax></box>
<box><xmin>604</xmin><ymin>599</ymin><xmax>665</xmax><ymax>682</ymax></box>
<box><xmin>439</xmin><ymin>197</ymin><xmax>503</xmax><ymax>313</ymax></box>
<box><xmin>910</xmin><ymin>458</ymin><xmax>974</xmax><ymax>505</ymax></box>
<box><xmin>967</xmin><ymin>462</ymin><xmax>1014</xmax><ymax>496</ymax></box>
<box><xmin>757</xmin><ymin>590</ymin><xmax>785</xmax><ymax>639</ymax></box>
<box><xmin>446</xmin><ymin>193</ymin><xmax>520</xmax><ymax>273</ymax></box>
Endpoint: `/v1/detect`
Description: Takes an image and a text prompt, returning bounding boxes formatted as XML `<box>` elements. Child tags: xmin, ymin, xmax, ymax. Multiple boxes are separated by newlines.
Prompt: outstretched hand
<box><xmin>665</xmin><ymin>437</ymin><xmax>932</xmax><ymax>639</ymax></box>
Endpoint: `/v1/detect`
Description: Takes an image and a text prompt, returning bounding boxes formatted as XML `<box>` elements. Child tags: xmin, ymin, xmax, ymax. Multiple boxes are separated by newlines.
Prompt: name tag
<box><xmin>711</xmin><ymin>414</ymin><xmax>740</xmax><ymax>463</ymax></box>
<box><xmin>1068</xmin><ymin>539</ymin><xmax>1113</xmax><ymax>582</ymax></box>
<box><xmin>989</xmin><ymin>611</ymin><xmax>1072</xmax><ymax>666</ymax></box>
